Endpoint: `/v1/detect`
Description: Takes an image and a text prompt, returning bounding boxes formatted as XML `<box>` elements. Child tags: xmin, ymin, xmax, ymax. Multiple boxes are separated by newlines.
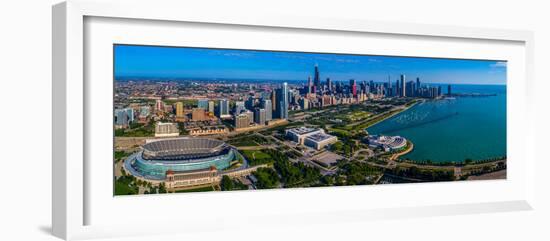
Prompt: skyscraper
<box><xmin>314</xmin><ymin>64</ymin><xmax>320</xmax><ymax>92</ymax></box>
<box><xmin>175</xmin><ymin>102</ymin><xmax>185</xmax><ymax>121</ymax></box>
<box><xmin>400</xmin><ymin>74</ymin><xmax>406</xmax><ymax>97</ymax></box>
<box><xmin>261</xmin><ymin>99</ymin><xmax>272</xmax><ymax>121</ymax></box>
<box><xmin>299</xmin><ymin>98</ymin><xmax>309</xmax><ymax>110</ymax></box>
<box><xmin>369</xmin><ymin>80</ymin><xmax>375</xmax><ymax>93</ymax></box>
<box><xmin>254</xmin><ymin>108</ymin><xmax>266</xmax><ymax>125</ymax></box>
<box><xmin>326</xmin><ymin>78</ymin><xmax>332</xmax><ymax>93</ymax></box>
<box><xmin>406</xmin><ymin>81</ymin><xmax>416</xmax><ymax>97</ymax></box>
<box><xmin>245</xmin><ymin>110</ymin><xmax>254</xmax><ymax>124</ymax></box>
<box><xmin>234</xmin><ymin>101</ymin><xmax>245</xmax><ymax>115</ymax></box>
<box><xmin>208</xmin><ymin>100</ymin><xmax>215</xmax><ymax>113</ymax></box>
<box><xmin>276</xmin><ymin>82</ymin><xmax>289</xmax><ymax>120</ymax></box>
<box><xmin>245</xmin><ymin>96</ymin><xmax>255</xmax><ymax>110</ymax></box>
<box><xmin>447</xmin><ymin>85</ymin><xmax>452</xmax><ymax>96</ymax></box>
<box><xmin>395</xmin><ymin>80</ymin><xmax>400</xmax><ymax>96</ymax></box>
<box><xmin>350</xmin><ymin>79</ymin><xmax>357</xmax><ymax>97</ymax></box>
<box><xmin>271</xmin><ymin>91</ymin><xmax>277</xmax><ymax>118</ymax></box>
<box><xmin>217</xmin><ymin>99</ymin><xmax>230</xmax><ymax>118</ymax></box>
<box><xmin>416</xmin><ymin>77</ymin><xmax>421</xmax><ymax>95</ymax></box>
<box><xmin>385</xmin><ymin>76</ymin><xmax>392</xmax><ymax>97</ymax></box>
<box><xmin>307</xmin><ymin>76</ymin><xmax>313</xmax><ymax>94</ymax></box>
<box><xmin>114</xmin><ymin>108</ymin><xmax>129</xmax><ymax>127</ymax></box>
<box><xmin>429</xmin><ymin>86</ymin><xmax>439</xmax><ymax>98</ymax></box>
<box><xmin>336</xmin><ymin>81</ymin><xmax>343</xmax><ymax>94</ymax></box>
<box><xmin>125</xmin><ymin>108</ymin><xmax>134</xmax><ymax>123</ymax></box>
<box><xmin>234</xmin><ymin>113</ymin><xmax>250</xmax><ymax>129</ymax></box>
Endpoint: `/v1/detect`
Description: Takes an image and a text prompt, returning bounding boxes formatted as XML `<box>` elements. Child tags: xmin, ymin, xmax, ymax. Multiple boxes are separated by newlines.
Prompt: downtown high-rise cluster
<box><xmin>303</xmin><ymin>65</ymin><xmax>448</xmax><ymax>100</ymax></box>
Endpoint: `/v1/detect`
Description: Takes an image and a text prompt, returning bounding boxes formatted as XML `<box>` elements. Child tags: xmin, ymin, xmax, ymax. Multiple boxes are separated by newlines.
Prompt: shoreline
<box><xmin>364</xmin><ymin>99</ymin><xmax>422</xmax><ymax>131</ymax></box>
<box><xmin>390</xmin><ymin>141</ymin><xmax>414</xmax><ymax>161</ymax></box>
<box><xmin>397</xmin><ymin>157</ymin><xmax>507</xmax><ymax>167</ymax></box>
<box><xmin>368</xmin><ymin>97</ymin><xmax>505</xmax><ymax>165</ymax></box>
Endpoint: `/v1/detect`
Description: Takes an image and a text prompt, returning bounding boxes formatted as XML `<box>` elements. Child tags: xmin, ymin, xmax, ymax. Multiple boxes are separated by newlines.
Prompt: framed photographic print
<box><xmin>113</xmin><ymin>45</ymin><xmax>507</xmax><ymax>195</ymax></box>
<box><xmin>53</xmin><ymin>0</ymin><xmax>536</xmax><ymax>240</ymax></box>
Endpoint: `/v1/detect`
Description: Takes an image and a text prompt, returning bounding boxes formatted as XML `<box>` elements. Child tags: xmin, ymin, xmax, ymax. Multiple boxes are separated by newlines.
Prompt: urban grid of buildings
<box><xmin>115</xmin><ymin>65</ymin><xmax>453</xmax><ymax>190</ymax></box>
<box><xmin>115</xmin><ymin>65</ymin><xmax>450</xmax><ymax>131</ymax></box>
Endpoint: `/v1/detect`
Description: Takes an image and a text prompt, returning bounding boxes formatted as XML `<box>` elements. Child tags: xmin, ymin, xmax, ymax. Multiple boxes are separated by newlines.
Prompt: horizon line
<box><xmin>114</xmin><ymin>75</ymin><xmax>507</xmax><ymax>86</ymax></box>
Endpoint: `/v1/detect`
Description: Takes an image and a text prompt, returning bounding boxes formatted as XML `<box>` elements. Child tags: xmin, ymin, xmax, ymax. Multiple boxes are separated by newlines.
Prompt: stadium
<box><xmin>125</xmin><ymin>138</ymin><xmax>235</xmax><ymax>180</ymax></box>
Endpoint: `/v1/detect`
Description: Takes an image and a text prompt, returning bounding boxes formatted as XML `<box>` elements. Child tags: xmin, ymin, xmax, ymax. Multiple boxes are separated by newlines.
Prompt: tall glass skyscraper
<box><xmin>313</xmin><ymin>64</ymin><xmax>320</xmax><ymax>92</ymax></box>
<box><xmin>261</xmin><ymin>99</ymin><xmax>272</xmax><ymax>121</ymax></box>
<box><xmin>276</xmin><ymin>82</ymin><xmax>289</xmax><ymax>120</ymax></box>
<box><xmin>400</xmin><ymin>74</ymin><xmax>406</xmax><ymax>97</ymax></box>
<box><xmin>416</xmin><ymin>77</ymin><xmax>421</xmax><ymax>96</ymax></box>
<box><xmin>217</xmin><ymin>99</ymin><xmax>230</xmax><ymax>118</ymax></box>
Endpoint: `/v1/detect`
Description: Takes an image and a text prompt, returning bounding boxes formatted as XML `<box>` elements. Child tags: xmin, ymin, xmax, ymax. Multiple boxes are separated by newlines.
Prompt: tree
<box><xmin>158</xmin><ymin>182</ymin><xmax>167</xmax><ymax>193</ymax></box>
<box><xmin>220</xmin><ymin>175</ymin><xmax>233</xmax><ymax>191</ymax></box>
<box><xmin>252</xmin><ymin>168</ymin><xmax>280</xmax><ymax>189</ymax></box>
<box><xmin>332</xmin><ymin>141</ymin><xmax>344</xmax><ymax>152</ymax></box>
<box><xmin>114</xmin><ymin>129</ymin><xmax>125</xmax><ymax>137</ymax></box>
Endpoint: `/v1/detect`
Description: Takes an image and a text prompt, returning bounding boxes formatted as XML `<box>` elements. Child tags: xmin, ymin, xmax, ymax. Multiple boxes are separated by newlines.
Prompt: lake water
<box><xmin>367</xmin><ymin>84</ymin><xmax>506</xmax><ymax>163</ymax></box>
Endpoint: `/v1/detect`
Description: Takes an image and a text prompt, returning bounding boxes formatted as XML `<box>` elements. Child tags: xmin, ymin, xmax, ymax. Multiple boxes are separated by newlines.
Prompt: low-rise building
<box><xmin>285</xmin><ymin>127</ymin><xmax>324</xmax><ymax>145</ymax></box>
<box><xmin>286</xmin><ymin>127</ymin><xmax>337</xmax><ymax>150</ymax></box>
<box><xmin>191</xmin><ymin>108</ymin><xmax>208</xmax><ymax>121</ymax></box>
<box><xmin>165</xmin><ymin>167</ymin><xmax>220</xmax><ymax>189</ymax></box>
<box><xmin>154</xmin><ymin>122</ymin><xmax>179</xmax><ymax>137</ymax></box>
<box><xmin>138</xmin><ymin>106</ymin><xmax>151</xmax><ymax>123</ymax></box>
<box><xmin>188</xmin><ymin>126</ymin><xmax>229</xmax><ymax>136</ymax></box>
<box><xmin>304</xmin><ymin>132</ymin><xmax>338</xmax><ymax>150</ymax></box>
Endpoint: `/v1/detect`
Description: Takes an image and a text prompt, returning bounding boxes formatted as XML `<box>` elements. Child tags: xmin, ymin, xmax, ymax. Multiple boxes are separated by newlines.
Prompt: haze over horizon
<box><xmin>114</xmin><ymin>45</ymin><xmax>507</xmax><ymax>85</ymax></box>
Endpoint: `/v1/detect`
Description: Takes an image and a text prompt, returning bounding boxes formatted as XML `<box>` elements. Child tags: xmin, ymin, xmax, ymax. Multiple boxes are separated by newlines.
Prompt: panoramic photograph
<box><xmin>113</xmin><ymin>44</ymin><xmax>507</xmax><ymax>195</ymax></box>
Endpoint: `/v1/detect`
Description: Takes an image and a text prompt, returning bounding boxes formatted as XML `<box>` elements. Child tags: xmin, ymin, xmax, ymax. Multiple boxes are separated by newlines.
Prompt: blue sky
<box><xmin>114</xmin><ymin>45</ymin><xmax>507</xmax><ymax>85</ymax></box>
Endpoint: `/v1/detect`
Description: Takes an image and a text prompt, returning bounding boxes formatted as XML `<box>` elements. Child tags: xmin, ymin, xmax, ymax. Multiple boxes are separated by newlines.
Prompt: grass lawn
<box><xmin>114</xmin><ymin>151</ymin><xmax>129</xmax><ymax>163</ymax></box>
<box><xmin>241</xmin><ymin>150</ymin><xmax>273</xmax><ymax>166</ymax></box>
<box><xmin>343</xmin><ymin>111</ymin><xmax>372</xmax><ymax>121</ymax></box>
<box><xmin>115</xmin><ymin>126</ymin><xmax>154</xmax><ymax>137</ymax></box>
<box><xmin>327</xmin><ymin>127</ymin><xmax>352</xmax><ymax>137</ymax></box>
<box><xmin>114</xmin><ymin>180</ymin><xmax>138</xmax><ymax>195</ymax></box>
<box><xmin>229</xmin><ymin>139</ymin><xmax>259</xmax><ymax>147</ymax></box>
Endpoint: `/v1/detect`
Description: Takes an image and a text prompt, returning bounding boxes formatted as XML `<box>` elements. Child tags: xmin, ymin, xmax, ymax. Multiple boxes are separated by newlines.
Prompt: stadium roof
<box><xmin>142</xmin><ymin>138</ymin><xmax>230</xmax><ymax>161</ymax></box>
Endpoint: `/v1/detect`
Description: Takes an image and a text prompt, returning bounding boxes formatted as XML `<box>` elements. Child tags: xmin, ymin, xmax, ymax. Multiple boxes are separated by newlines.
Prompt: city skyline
<box><xmin>114</xmin><ymin>44</ymin><xmax>507</xmax><ymax>85</ymax></box>
<box><xmin>113</xmin><ymin>44</ymin><xmax>507</xmax><ymax>195</ymax></box>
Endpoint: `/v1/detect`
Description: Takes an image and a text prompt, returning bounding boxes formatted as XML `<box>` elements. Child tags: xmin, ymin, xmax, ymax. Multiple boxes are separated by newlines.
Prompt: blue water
<box><xmin>367</xmin><ymin>84</ymin><xmax>506</xmax><ymax>163</ymax></box>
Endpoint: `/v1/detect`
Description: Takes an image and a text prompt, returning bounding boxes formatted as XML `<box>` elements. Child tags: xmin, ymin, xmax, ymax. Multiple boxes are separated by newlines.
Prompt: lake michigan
<box><xmin>367</xmin><ymin>84</ymin><xmax>506</xmax><ymax>163</ymax></box>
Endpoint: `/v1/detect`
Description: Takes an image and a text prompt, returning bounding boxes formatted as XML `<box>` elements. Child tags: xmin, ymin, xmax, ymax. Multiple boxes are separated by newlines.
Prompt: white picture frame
<box><xmin>52</xmin><ymin>0</ymin><xmax>536</xmax><ymax>240</ymax></box>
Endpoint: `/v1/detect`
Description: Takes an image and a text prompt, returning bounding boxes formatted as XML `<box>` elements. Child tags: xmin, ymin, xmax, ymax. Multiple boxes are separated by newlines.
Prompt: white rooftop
<box><xmin>287</xmin><ymin>127</ymin><xmax>319</xmax><ymax>135</ymax></box>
